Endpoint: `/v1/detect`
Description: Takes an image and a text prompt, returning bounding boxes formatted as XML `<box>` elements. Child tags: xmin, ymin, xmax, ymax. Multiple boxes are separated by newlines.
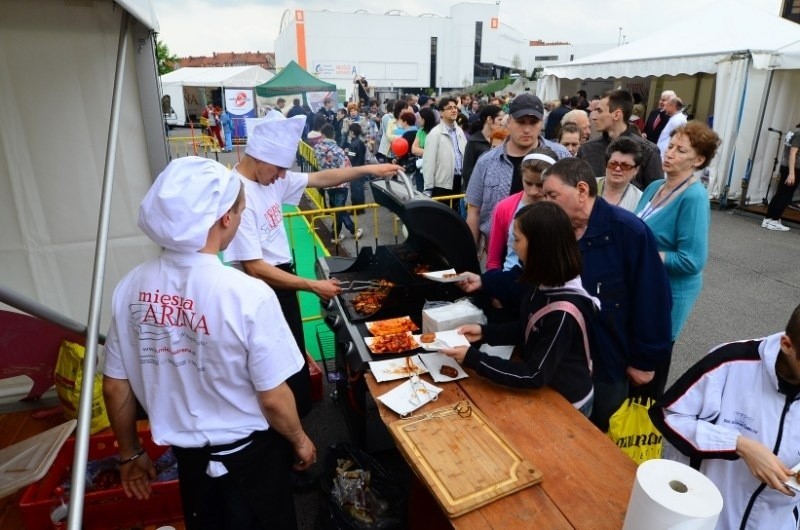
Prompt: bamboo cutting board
<box><xmin>388</xmin><ymin>400</ymin><xmax>543</xmax><ymax>517</ymax></box>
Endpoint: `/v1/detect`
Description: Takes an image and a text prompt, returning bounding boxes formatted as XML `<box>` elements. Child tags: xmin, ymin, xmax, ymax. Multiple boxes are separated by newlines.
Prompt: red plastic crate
<box><xmin>308</xmin><ymin>353</ymin><xmax>323</xmax><ymax>402</ymax></box>
<box><xmin>18</xmin><ymin>427</ymin><xmax>182</xmax><ymax>530</ymax></box>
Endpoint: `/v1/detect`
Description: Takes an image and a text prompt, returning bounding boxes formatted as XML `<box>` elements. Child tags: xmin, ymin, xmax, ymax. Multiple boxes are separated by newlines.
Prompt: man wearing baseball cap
<box><xmin>104</xmin><ymin>157</ymin><xmax>315</xmax><ymax>529</ymax></box>
<box><xmin>224</xmin><ymin>111</ymin><xmax>400</xmax><ymax>423</ymax></box>
<box><xmin>465</xmin><ymin>93</ymin><xmax>571</xmax><ymax>251</ymax></box>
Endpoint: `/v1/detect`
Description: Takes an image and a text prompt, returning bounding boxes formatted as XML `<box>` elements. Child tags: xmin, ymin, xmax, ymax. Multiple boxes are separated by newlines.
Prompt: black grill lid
<box><xmin>371</xmin><ymin>174</ymin><xmax>480</xmax><ymax>275</ymax></box>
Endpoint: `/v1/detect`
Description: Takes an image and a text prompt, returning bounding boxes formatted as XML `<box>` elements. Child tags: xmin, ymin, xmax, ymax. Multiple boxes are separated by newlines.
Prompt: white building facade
<box><xmin>274</xmin><ymin>4</ymin><xmax>530</xmax><ymax>99</ymax></box>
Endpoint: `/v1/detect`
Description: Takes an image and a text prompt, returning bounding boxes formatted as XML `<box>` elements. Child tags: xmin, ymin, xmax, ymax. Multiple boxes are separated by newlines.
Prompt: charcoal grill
<box><xmin>315</xmin><ymin>172</ymin><xmax>481</xmax><ymax>447</ymax></box>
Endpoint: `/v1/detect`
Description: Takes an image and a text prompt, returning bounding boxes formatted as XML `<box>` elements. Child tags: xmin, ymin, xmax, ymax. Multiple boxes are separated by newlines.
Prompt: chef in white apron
<box><xmin>103</xmin><ymin>157</ymin><xmax>316</xmax><ymax>530</ymax></box>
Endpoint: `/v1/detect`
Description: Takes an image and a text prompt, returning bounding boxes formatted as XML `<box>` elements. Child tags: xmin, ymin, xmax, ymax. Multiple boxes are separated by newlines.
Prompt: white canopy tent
<box><xmin>159</xmin><ymin>65</ymin><xmax>274</xmax><ymax>88</ymax></box>
<box><xmin>538</xmin><ymin>0</ymin><xmax>800</xmax><ymax>205</ymax></box>
<box><xmin>1</xmin><ymin>1</ymin><xmax>166</xmax><ymax>527</ymax></box>
<box><xmin>160</xmin><ymin>66</ymin><xmax>274</xmax><ymax>125</ymax></box>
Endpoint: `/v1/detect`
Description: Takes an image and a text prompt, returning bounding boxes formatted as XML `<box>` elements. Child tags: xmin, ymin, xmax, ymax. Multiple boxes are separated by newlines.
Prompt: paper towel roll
<box><xmin>623</xmin><ymin>459</ymin><xmax>723</xmax><ymax>530</ymax></box>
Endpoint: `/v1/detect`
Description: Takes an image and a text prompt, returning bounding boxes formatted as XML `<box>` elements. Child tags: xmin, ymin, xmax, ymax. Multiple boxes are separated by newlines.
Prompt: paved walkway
<box><xmin>672</xmin><ymin>208</ymin><xmax>800</xmax><ymax>384</ymax></box>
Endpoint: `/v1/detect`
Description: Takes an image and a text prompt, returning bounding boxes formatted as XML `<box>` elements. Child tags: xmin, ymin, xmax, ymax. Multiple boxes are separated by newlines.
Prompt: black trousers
<box><xmin>767</xmin><ymin>165</ymin><xmax>800</xmax><ymax>220</ymax></box>
<box><xmin>431</xmin><ymin>173</ymin><xmax>462</xmax><ymax>211</ymax></box>
<box><xmin>273</xmin><ymin>263</ymin><xmax>312</xmax><ymax>419</ymax></box>
<box><xmin>172</xmin><ymin>430</ymin><xmax>296</xmax><ymax>530</ymax></box>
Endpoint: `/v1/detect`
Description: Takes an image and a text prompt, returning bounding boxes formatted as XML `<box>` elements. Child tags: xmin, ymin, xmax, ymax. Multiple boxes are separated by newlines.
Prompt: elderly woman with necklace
<box><xmin>597</xmin><ymin>137</ymin><xmax>644</xmax><ymax>212</ymax></box>
<box><xmin>634</xmin><ymin>121</ymin><xmax>720</xmax><ymax>399</ymax></box>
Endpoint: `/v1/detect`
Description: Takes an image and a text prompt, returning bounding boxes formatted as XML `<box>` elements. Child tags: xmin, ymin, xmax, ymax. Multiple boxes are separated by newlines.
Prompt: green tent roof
<box><xmin>255</xmin><ymin>60</ymin><xmax>336</xmax><ymax>98</ymax></box>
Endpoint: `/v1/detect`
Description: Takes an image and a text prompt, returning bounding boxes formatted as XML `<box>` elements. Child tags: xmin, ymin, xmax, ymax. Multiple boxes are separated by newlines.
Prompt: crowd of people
<box><xmin>102</xmin><ymin>85</ymin><xmax>800</xmax><ymax>529</ymax></box>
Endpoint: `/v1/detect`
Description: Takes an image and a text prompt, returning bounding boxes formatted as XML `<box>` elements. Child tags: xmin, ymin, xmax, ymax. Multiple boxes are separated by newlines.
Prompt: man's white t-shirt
<box><xmin>103</xmin><ymin>251</ymin><xmax>303</xmax><ymax>448</ymax></box>
<box><xmin>657</xmin><ymin>113</ymin><xmax>688</xmax><ymax>159</ymax></box>
<box><xmin>223</xmin><ymin>169</ymin><xmax>309</xmax><ymax>266</ymax></box>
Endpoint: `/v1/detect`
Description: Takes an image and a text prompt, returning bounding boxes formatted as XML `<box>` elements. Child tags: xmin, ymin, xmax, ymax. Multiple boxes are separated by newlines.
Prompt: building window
<box><xmin>783</xmin><ymin>0</ymin><xmax>800</xmax><ymax>23</ymax></box>
<box><xmin>430</xmin><ymin>36</ymin><xmax>438</xmax><ymax>88</ymax></box>
<box><xmin>534</xmin><ymin>56</ymin><xmax>559</xmax><ymax>61</ymax></box>
<box><xmin>473</xmin><ymin>21</ymin><xmax>492</xmax><ymax>84</ymax></box>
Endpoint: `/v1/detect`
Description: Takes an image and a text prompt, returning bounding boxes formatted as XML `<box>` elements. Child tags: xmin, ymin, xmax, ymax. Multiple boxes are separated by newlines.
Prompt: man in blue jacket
<box><xmin>542</xmin><ymin>157</ymin><xmax>672</xmax><ymax>431</ymax></box>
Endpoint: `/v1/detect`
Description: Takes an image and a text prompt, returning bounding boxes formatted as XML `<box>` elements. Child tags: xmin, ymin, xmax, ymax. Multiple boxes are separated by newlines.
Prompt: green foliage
<box><xmin>473</xmin><ymin>77</ymin><xmax>513</xmax><ymax>95</ymax></box>
<box><xmin>156</xmin><ymin>38</ymin><xmax>178</xmax><ymax>76</ymax></box>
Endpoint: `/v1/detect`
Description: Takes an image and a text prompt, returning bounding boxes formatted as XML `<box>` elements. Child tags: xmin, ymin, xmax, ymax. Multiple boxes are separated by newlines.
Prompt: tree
<box><xmin>156</xmin><ymin>38</ymin><xmax>179</xmax><ymax>75</ymax></box>
<box><xmin>511</xmin><ymin>53</ymin><xmax>522</xmax><ymax>72</ymax></box>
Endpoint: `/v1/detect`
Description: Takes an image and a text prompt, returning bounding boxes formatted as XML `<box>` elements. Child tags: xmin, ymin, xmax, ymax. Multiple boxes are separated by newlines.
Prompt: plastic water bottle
<box><xmin>50</xmin><ymin>486</ymin><xmax>68</xmax><ymax>529</ymax></box>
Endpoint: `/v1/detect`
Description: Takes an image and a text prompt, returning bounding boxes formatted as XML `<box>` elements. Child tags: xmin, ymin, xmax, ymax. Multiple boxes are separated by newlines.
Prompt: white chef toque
<box><xmin>138</xmin><ymin>157</ymin><xmax>240</xmax><ymax>252</ymax></box>
<box><xmin>244</xmin><ymin>112</ymin><xmax>307</xmax><ymax>168</ymax></box>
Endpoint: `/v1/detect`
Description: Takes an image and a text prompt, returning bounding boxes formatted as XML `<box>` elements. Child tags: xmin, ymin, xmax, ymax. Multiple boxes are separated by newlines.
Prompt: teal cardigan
<box><xmin>635</xmin><ymin>179</ymin><xmax>709</xmax><ymax>340</ymax></box>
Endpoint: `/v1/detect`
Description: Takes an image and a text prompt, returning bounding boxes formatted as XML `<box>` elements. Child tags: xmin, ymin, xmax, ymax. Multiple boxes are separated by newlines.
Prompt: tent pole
<box><xmin>719</xmin><ymin>54</ymin><xmax>751</xmax><ymax>210</ymax></box>
<box><xmin>66</xmin><ymin>10</ymin><xmax>129</xmax><ymax>530</ymax></box>
<box><xmin>738</xmin><ymin>69</ymin><xmax>775</xmax><ymax>211</ymax></box>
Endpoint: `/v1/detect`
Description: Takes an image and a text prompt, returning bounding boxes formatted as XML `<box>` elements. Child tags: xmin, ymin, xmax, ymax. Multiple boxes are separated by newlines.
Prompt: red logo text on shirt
<box><xmin>138</xmin><ymin>290</ymin><xmax>209</xmax><ymax>336</ymax></box>
<box><xmin>264</xmin><ymin>203</ymin><xmax>283</xmax><ymax>231</ymax></box>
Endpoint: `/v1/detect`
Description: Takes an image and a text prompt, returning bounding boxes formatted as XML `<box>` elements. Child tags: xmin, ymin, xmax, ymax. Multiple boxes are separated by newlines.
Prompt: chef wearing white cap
<box><xmin>224</xmin><ymin>110</ymin><xmax>400</xmax><ymax>420</ymax></box>
<box><xmin>103</xmin><ymin>157</ymin><xmax>315</xmax><ymax>530</ymax></box>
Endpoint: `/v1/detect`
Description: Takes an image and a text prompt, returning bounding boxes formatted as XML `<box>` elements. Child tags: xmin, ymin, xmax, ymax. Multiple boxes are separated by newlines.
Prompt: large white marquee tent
<box><xmin>539</xmin><ymin>0</ymin><xmax>800</xmax><ymax>205</ymax></box>
<box><xmin>159</xmin><ymin>65</ymin><xmax>274</xmax><ymax>88</ymax></box>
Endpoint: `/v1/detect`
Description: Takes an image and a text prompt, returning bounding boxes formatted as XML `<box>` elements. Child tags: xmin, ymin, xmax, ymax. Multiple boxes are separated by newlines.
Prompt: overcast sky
<box><xmin>152</xmin><ymin>0</ymin><xmax>784</xmax><ymax>58</ymax></box>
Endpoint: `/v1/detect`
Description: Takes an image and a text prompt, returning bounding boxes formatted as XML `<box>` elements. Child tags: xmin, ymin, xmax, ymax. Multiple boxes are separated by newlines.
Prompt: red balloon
<box><xmin>391</xmin><ymin>137</ymin><xmax>409</xmax><ymax>158</ymax></box>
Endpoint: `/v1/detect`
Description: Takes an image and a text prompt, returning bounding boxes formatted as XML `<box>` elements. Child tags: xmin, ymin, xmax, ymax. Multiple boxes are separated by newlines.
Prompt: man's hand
<box><xmin>787</xmin><ymin>171</ymin><xmax>796</xmax><ymax>187</ymax></box>
<box><xmin>457</xmin><ymin>324</ymin><xmax>483</xmax><ymax>343</ymax></box>
<box><xmin>372</xmin><ymin>163</ymin><xmax>402</xmax><ymax>179</ymax></box>
<box><xmin>119</xmin><ymin>452</ymin><xmax>156</xmax><ymax>500</ymax></box>
<box><xmin>456</xmin><ymin>272</ymin><xmax>482</xmax><ymax>293</ymax></box>
<box><xmin>736</xmin><ymin>435</ymin><xmax>795</xmax><ymax>496</ymax></box>
<box><xmin>311</xmin><ymin>279</ymin><xmax>342</xmax><ymax>301</ymax></box>
<box><xmin>292</xmin><ymin>432</ymin><xmax>318</xmax><ymax>471</ymax></box>
<box><xmin>441</xmin><ymin>345</ymin><xmax>469</xmax><ymax>364</ymax></box>
<box><xmin>626</xmin><ymin>366</ymin><xmax>654</xmax><ymax>386</ymax></box>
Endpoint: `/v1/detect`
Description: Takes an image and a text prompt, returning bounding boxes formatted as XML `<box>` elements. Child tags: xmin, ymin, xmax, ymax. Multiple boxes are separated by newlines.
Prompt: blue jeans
<box><xmin>349</xmin><ymin>176</ymin><xmax>368</xmax><ymax>206</ymax></box>
<box><xmin>327</xmin><ymin>188</ymin><xmax>355</xmax><ymax>235</ymax></box>
<box><xmin>224</xmin><ymin>128</ymin><xmax>232</xmax><ymax>150</ymax></box>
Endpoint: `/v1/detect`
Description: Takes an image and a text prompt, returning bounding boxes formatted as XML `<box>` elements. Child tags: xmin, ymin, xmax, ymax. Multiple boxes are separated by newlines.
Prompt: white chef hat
<box><xmin>137</xmin><ymin>157</ymin><xmax>241</xmax><ymax>252</ymax></box>
<box><xmin>245</xmin><ymin>111</ymin><xmax>306</xmax><ymax>168</ymax></box>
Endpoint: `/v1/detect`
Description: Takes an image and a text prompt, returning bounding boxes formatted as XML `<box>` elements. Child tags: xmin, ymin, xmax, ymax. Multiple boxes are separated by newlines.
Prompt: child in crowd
<box><xmin>344</xmin><ymin>123</ymin><xmax>368</xmax><ymax>208</ymax></box>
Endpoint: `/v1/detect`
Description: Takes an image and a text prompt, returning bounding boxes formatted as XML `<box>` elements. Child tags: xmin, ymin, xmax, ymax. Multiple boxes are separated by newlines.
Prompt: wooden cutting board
<box><xmin>388</xmin><ymin>400</ymin><xmax>543</xmax><ymax>518</ymax></box>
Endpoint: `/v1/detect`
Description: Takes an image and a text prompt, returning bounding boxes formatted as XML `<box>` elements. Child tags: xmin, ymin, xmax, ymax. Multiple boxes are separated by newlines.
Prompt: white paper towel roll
<box><xmin>623</xmin><ymin>459</ymin><xmax>723</xmax><ymax>530</ymax></box>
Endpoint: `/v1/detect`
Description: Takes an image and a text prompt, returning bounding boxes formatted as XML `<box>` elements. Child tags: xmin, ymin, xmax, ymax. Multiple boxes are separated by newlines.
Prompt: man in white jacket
<box><xmin>422</xmin><ymin>97</ymin><xmax>467</xmax><ymax>209</ymax></box>
<box><xmin>651</xmin><ymin>303</ymin><xmax>800</xmax><ymax>530</ymax></box>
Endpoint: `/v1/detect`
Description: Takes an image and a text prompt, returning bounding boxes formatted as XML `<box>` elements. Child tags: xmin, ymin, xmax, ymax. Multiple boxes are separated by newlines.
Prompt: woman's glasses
<box><xmin>606</xmin><ymin>160</ymin><xmax>637</xmax><ymax>171</ymax></box>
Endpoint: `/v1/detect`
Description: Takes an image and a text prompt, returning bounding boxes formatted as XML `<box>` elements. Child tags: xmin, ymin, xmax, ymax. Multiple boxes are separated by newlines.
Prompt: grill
<box><xmin>315</xmin><ymin>173</ymin><xmax>481</xmax><ymax>447</ymax></box>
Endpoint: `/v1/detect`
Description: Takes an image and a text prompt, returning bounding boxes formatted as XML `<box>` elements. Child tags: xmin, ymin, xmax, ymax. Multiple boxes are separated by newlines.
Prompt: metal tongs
<box><xmin>339</xmin><ymin>279</ymin><xmax>395</xmax><ymax>292</ymax></box>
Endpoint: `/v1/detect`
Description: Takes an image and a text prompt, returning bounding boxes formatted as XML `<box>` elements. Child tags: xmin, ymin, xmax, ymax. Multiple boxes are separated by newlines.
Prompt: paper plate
<box><xmin>369</xmin><ymin>355</ymin><xmax>429</xmax><ymax>382</ymax></box>
<box><xmin>413</xmin><ymin>329</ymin><xmax>471</xmax><ymax>351</ymax></box>
<box><xmin>479</xmin><ymin>344</ymin><xmax>515</xmax><ymax>360</ymax></box>
<box><xmin>419</xmin><ymin>352</ymin><xmax>469</xmax><ymax>382</ymax></box>
<box><xmin>421</xmin><ymin>269</ymin><xmax>472</xmax><ymax>283</ymax></box>
<box><xmin>377</xmin><ymin>377</ymin><xmax>443</xmax><ymax>417</ymax></box>
<box><xmin>786</xmin><ymin>462</ymin><xmax>800</xmax><ymax>492</ymax></box>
